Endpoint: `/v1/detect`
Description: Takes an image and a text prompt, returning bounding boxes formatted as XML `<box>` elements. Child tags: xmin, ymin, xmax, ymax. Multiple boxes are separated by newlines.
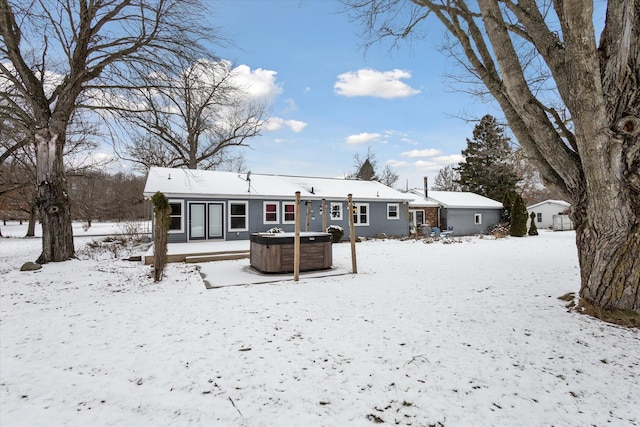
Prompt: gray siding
<box><xmin>159</xmin><ymin>196</ymin><xmax>410</xmax><ymax>242</ymax></box>
<box><xmin>442</xmin><ymin>208</ymin><xmax>502</xmax><ymax>235</ymax></box>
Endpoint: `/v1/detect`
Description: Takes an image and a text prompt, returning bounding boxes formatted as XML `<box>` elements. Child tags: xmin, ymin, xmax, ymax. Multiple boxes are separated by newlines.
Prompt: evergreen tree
<box><xmin>356</xmin><ymin>158</ymin><xmax>377</xmax><ymax>180</ymax></box>
<box><xmin>510</xmin><ymin>194</ymin><xmax>528</xmax><ymax>237</ymax></box>
<box><xmin>501</xmin><ymin>190</ymin><xmax>517</xmax><ymax>224</ymax></box>
<box><xmin>455</xmin><ymin>115</ymin><xmax>519</xmax><ymax>202</ymax></box>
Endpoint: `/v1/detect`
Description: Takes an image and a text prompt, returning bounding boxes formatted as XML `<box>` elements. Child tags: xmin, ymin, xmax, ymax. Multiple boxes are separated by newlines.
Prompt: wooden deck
<box><xmin>143</xmin><ymin>241</ymin><xmax>250</xmax><ymax>265</ymax></box>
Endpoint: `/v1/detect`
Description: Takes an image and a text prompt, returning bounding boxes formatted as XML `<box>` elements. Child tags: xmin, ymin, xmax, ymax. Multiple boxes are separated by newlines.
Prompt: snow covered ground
<box><xmin>1</xmin><ymin>223</ymin><xmax>638</xmax><ymax>426</ymax></box>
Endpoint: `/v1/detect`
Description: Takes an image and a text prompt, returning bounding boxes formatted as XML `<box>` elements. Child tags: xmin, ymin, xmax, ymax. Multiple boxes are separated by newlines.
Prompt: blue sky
<box><xmin>207</xmin><ymin>0</ymin><xmax>504</xmax><ymax>190</ymax></box>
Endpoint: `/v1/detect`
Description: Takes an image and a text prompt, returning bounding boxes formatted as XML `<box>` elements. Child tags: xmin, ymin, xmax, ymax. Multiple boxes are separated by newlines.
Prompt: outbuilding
<box><xmin>526</xmin><ymin>199</ymin><xmax>572</xmax><ymax>230</ymax></box>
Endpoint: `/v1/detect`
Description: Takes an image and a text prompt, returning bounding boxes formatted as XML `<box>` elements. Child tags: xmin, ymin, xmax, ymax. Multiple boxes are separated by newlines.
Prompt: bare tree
<box><xmin>345</xmin><ymin>0</ymin><xmax>640</xmax><ymax>313</ymax></box>
<box><xmin>432</xmin><ymin>164</ymin><xmax>461</xmax><ymax>191</ymax></box>
<box><xmin>0</xmin><ymin>0</ymin><xmax>214</xmax><ymax>263</ymax></box>
<box><xmin>513</xmin><ymin>149</ymin><xmax>559</xmax><ymax>206</ymax></box>
<box><xmin>115</xmin><ymin>59</ymin><xmax>267</xmax><ymax>171</ymax></box>
<box><xmin>379</xmin><ymin>164</ymin><xmax>399</xmax><ymax>187</ymax></box>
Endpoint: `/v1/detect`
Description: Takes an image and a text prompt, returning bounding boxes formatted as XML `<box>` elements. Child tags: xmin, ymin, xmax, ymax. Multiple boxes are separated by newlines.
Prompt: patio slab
<box><xmin>196</xmin><ymin>259</ymin><xmax>351</xmax><ymax>288</ymax></box>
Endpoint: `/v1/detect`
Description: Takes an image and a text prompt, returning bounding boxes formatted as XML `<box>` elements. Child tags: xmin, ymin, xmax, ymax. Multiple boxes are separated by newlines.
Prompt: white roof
<box><xmin>143</xmin><ymin>167</ymin><xmax>411</xmax><ymax>202</ymax></box>
<box><xmin>404</xmin><ymin>190</ymin><xmax>440</xmax><ymax>208</ymax></box>
<box><xmin>527</xmin><ymin>199</ymin><xmax>571</xmax><ymax>210</ymax></box>
<box><xmin>407</xmin><ymin>189</ymin><xmax>503</xmax><ymax>209</ymax></box>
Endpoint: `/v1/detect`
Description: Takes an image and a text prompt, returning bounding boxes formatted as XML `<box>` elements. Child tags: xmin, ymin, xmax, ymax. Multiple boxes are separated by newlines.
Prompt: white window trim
<box><xmin>263</xmin><ymin>201</ymin><xmax>280</xmax><ymax>224</ymax></box>
<box><xmin>330</xmin><ymin>202</ymin><xmax>343</xmax><ymax>221</ymax></box>
<box><xmin>353</xmin><ymin>203</ymin><xmax>370</xmax><ymax>226</ymax></box>
<box><xmin>387</xmin><ymin>203</ymin><xmax>400</xmax><ymax>220</ymax></box>
<box><xmin>228</xmin><ymin>200</ymin><xmax>249</xmax><ymax>231</ymax></box>
<box><xmin>474</xmin><ymin>213</ymin><xmax>482</xmax><ymax>225</ymax></box>
<box><xmin>168</xmin><ymin>199</ymin><xmax>184</xmax><ymax>234</ymax></box>
<box><xmin>282</xmin><ymin>201</ymin><xmax>296</xmax><ymax>224</ymax></box>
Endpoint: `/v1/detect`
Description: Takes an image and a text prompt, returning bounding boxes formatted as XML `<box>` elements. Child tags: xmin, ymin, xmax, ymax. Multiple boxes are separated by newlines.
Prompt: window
<box><xmin>353</xmin><ymin>203</ymin><xmax>369</xmax><ymax>226</ymax></box>
<box><xmin>229</xmin><ymin>201</ymin><xmax>248</xmax><ymax>231</ymax></box>
<box><xmin>415</xmin><ymin>210</ymin><xmax>424</xmax><ymax>226</ymax></box>
<box><xmin>536</xmin><ymin>212</ymin><xmax>542</xmax><ymax>223</ymax></box>
<box><xmin>330</xmin><ymin>202</ymin><xmax>342</xmax><ymax>220</ymax></box>
<box><xmin>263</xmin><ymin>201</ymin><xmax>279</xmax><ymax>224</ymax></box>
<box><xmin>474</xmin><ymin>213</ymin><xmax>482</xmax><ymax>225</ymax></box>
<box><xmin>168</xmin><ymin>201</ymin><xmax>183</xmax><ymax>233</ymax></box>
<box><xmin>387</xmin><ymin>203</ymin><xmax>399</xmax><ymax>220</ymax></box>
<box><xmin>282</xmin><ymin>202</ymin><xmax>296</xmax><ymax>224</ymax></box>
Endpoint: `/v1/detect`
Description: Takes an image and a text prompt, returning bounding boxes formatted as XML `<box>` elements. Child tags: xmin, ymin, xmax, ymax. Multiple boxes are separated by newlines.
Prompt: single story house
<box><xmin>527</xmin><ymin>199</ymin><xmax>572</xmax><ymax>230</ymax></box>
<box><xmin>407</xmin><ymin>188</ymin><xmax>504</xmax><ymax>235</ymax></box>
<box><xmin>143</xmin><ymin>167</ymin><xmax>413</xmax><ymax>243</ymax></box>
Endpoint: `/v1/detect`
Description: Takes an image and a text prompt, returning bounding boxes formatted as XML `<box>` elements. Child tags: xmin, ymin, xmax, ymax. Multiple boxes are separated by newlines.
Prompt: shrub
<box><xmin>509</xmin><ymin>194</ymin><xmax>528</xmax><ymax>237</ymax></box>
<box><xmin>528</xmin><ymin>212</ymin><xmax>539</xmax><ymax>236</ymax></box>
<box><xmin>326</xmin><ymin>225</ymin><xmax>344</xmax><ymax>243</ymax></box>
<box><xmin>266</xmin><ymin>227</ymin><xmax>284</xmax><ymax>233</ymax></box>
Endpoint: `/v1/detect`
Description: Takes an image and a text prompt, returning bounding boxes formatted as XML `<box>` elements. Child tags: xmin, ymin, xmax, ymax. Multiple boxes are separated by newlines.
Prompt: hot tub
<box><xmin>250</xmin><ymin>232</ymin><xmax>332</xmax><ymax>273</ymax></box>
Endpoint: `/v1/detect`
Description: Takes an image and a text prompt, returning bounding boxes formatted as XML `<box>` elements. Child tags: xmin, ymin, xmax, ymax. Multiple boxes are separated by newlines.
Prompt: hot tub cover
<box><xmin>250</xmin><ymin>232</ymin><xmax>332</xmax><ymax>245</ymax></box>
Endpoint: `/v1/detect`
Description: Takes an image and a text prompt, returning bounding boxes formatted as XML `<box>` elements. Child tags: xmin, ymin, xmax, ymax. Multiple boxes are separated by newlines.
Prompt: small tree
<box><xmin>528</xmin><ymin>212</ymin><xmax>539</xmax><ymax>236</ymax></box>
<box><xmin>151</xmin><ymin>192</ymin><xmax>171</xmax><ymax>282</ymax></box>
<box><xmin>510</xmin><ymin>194</ymin><xmax>528</xmax><ymax>237</ymax></box>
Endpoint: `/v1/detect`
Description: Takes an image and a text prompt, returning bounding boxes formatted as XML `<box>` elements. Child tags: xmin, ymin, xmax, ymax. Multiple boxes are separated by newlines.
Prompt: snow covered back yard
<box><xmin>1</xmin><ymin>223</ymin><xmax>638</xmax><ymax>426</ymax></box>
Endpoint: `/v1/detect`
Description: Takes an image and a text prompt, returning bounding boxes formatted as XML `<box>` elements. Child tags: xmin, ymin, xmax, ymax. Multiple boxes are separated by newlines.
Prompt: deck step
<box><xmin>184</xmin><ymin>252</ymin><xmax>250</xmax><ymax>263</ymax></box>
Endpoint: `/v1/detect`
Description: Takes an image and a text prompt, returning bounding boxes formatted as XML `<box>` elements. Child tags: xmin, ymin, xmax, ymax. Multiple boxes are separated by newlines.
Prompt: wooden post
<box><xmin>348</xmin><ymin>194</ymin><xmax>357</xmax><ymax>274</ymax></box>
<box><xmin>294</xmin><ymin>191</ymin><xmax>301</xmax><ymax>281</ymax></box>
<box><xmin>305</xmin><ymin>201</ymin><xmax>311</xmax><ymax>232</ymax></box>
<box><xmin>321</xmin><ymin>198</ymin><xmax>327</xmax><ymax>232</ymax></box>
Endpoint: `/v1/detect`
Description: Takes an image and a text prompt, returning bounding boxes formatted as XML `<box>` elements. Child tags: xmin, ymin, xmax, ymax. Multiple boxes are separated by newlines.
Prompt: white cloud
<box><xmin>231</xmin><ymin>64</ymin><xmax>283</xmax><ymax>101</ymax></box>
<box><xmin>345</xmin><ymin>132</ymin><xmax>382</xmax><ymax>145</ymax></box>
<box><xmin>433</xmin><ymin>154</ymin><xmax>465</xmax><ymax>164</ymax></box>
<box><xmin>401</xmin><ymin>148</ymin><xmax>442</xmax><ymax>158</ymax></box>
<box><xmin>415</xmin><ymin>160</ymin><xmax>443</xmax><ymax>172</ymax></box>
<box><xmin>264</xmin><ymin>117</ymin><xmax>308</xmax><ymax>133</ymax></box>
<box><xmin>334</xmin><ymin>68</ymin><xmax>421</xmax><ymax>99</ymax></box>
<box><xmin>412</xmin><ymin>153</ymin><xmax>464</xmax><ymax>173</ymax></box>
<box><xmin>401</xmin><ymin>137</ymin><xmax>419</xmax><ymax>146</ymax></box>
<box><xmin>386</xmin><ymin>159</ymin><xmax>410</xmax><ymax>168</ymax></box>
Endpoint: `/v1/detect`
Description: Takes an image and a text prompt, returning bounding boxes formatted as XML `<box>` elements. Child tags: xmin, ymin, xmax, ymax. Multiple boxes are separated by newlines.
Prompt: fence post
<box><xmin>322</xmin><ymin>198</ymin><xmax>327</xmax><ymax>232</ymax></box>
<box><xmin>294</xmin><ymin>191</ymin><xmax>301</xmax><ymax>281</ymax></box>
<box><xmin>348</xmin><ymin>194</ymin><xmax>357</xmax><ymax>274</ymax></box>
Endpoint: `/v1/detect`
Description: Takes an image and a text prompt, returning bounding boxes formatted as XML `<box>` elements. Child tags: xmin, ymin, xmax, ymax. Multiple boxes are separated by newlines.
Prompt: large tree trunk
<box><xmin>34</xmin><ymin>129</ymin><xmax>74</xmax><ymax>264</ymax></box>
<box><xmin>574</xmin><ymin>208</ymin><xmax>640</xmax><ymax>312</ymax></box>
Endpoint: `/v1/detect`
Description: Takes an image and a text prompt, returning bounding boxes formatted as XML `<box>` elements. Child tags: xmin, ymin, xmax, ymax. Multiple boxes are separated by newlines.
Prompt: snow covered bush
<box><xmin>491</xmin><ymin>222</ymin><xmax>510</xmax><ymax>239</ymax></box>
<box><xmin>327</xmin><ymin>225</ymin><xmax>344</xmax><ymax>243</ymax></box>
<box><xmin>266</xmin><ymin>227</ymin><xmax>284</xmax><ymax>233</ymax></box>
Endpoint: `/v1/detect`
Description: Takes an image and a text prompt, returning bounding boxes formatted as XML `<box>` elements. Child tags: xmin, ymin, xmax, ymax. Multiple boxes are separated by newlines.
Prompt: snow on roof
<box><xmin>526</xmin><ymin>199</ymin><xmax>571</xmax><ymax>210</ymax></box>
<box><xmin>143</xmin><ymin>167</ymin><xmax>411</xmax><ymax>202</ymax></box>
<box><xmin>428</xmin><ymin>191</ymin><xmax>503</xmax><ymax>209</ymax></box>
<box><xmin>404</xmin><ymin>190</ymin><xmax>440</xmax><ymax>207</ymax></box>
<box><xmin>407</xmin><ymin>189</ymin><xmax>503</xmax><ymax>209</ymax></box>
